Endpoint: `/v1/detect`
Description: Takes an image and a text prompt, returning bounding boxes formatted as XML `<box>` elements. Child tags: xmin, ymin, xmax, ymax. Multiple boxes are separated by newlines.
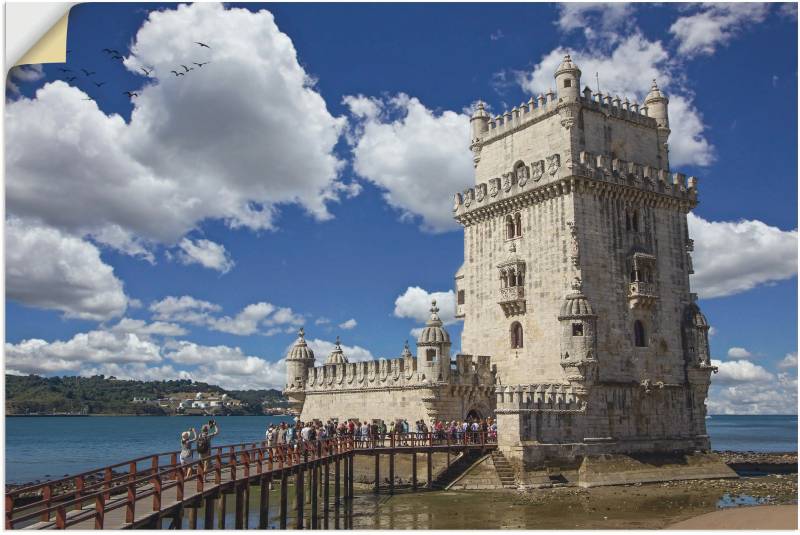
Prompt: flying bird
<box><xmin>140</xmin><ymin>67</ymin><xmax>153</xmax><ymax>76</ymax></box>
<box><xmin>102</xmin><ymin>48</ymin><xmax>113</xmax><ymax>54</ymax></box>
<box><xmin>65</xmin><ymin>76</ymin><xmax>77</xmax><ymax>82</ymax></box>
<box><xmin>181</xmin><ymin>64</ymin><xmax>193</xmax><ymax>72</ymax></box>
<box><xmin>81</xmin><ymin>69</ymin><xmax>96</xmax><ymax>76</ymax></box>
<box><xmin>170</xmin><ymin>70</ymin><xmax>185</xmax><ymax>77</ymax></box>
<box><xmin>111</xmin><ymin>54</ymin><xmax>123</xmax><ymax>60</ymax></box>
<box><xmin>58</xmin><ymin>68</ymin><xmax>72</xmax><ymax>73</ymax></box>
<box><xmin>123</xmin><ymin>91</ymin><xmax>140</xmax><ymax>98</ymax></box>
<box><xmin>94</xmin><ymin>81</ymin><xmax>106</xmax><ymax>87</ymax></box>
<box><xmin>193</xmin><ymin>61</ymin><xmax>210</xmax><ymax>68</ymax></box>
<box><xmin>194</xmin><ymin>41</ymin><xmax>211</xmax><ymax>48</ymax></box>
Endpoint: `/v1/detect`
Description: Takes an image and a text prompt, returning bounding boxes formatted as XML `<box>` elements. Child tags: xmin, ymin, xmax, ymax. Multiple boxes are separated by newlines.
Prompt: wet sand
<box><xmin>350</xmin><ymin>474</ymin><xmax>797</xmax><ymax>529</ymax></box>
<box><xmin>667</xmin><ymin>505</ymin><xmax>797</xmax><ymax>530</ymax></box>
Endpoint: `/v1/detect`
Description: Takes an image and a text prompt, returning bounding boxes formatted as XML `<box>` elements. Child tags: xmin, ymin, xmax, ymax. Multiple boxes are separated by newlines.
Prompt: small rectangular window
<box><xmin>564</xmin><ymin>79</ymin><xmax>571</xmax><ymax>88</ymax></box>
<box><xmin>457</xmin><ymin>289</ymin><xmax>465</xmax><ymax>305</ymax></box>
<box><xmin>572</xmin><ymin>323</ymin><xmax>584</xmax><ymax>336</ymax></box>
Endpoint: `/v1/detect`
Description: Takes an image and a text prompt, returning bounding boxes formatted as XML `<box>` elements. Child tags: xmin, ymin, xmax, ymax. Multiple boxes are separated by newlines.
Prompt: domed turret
<box><xmin>683</xmin><ymin>303</ymin><xmax>711</xmax><ymax>367</ymax></box>
<box><xmin>416</xmin><ymin>300</ymin><xmax>452</xmax><ymax>382</ymax></box>
<box><xmin>284</xmin><ymin>327</ymin><xmax>315</xmax><ymax>414</ymax></box>
<box><xmin>644</xmin><ymin>79</ymin><xmax>669</xmax><ymax>128</ymax></box>
<box><xmin>400</xmin><ymin>340</ymin><xmax>414</xmax><ymax>360</ymax></box>
<box><xmin>470</xmin><ymin>101</ymin><xmax>490</xmax><ymax>140</ymax></box>
<box><xmin>558</xmin><ymin>278</ymin><xmax>598</xmax><ymax>388</ymax></box>
<box><xmin>325</xmin><ymin>336</ymin><xmax>349</xmax><ymax>365</ymax></box>
<box><xmin>555</xmin><ymin>54</ymin><xmax>581</xmax><ymax>101</ymax></box>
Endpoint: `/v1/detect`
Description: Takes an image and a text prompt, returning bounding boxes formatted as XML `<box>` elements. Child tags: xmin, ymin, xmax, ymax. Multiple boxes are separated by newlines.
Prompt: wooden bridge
<box><xmin>6</xmin><ymin>432</ymin><xmax>496</xmax><ymax>530</ymax></box>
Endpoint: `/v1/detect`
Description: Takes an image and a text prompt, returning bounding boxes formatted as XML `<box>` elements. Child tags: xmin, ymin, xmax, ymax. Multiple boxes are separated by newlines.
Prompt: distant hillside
<box><xmin>5</xmin><ymin>374</ymin><xmax>287</xmax><ymax>416</ymax></box>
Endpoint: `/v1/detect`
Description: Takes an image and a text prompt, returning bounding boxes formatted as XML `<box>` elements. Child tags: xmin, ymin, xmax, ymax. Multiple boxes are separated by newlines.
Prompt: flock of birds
<box><xmin>57</xmin><ymin>41</ymin><xmax>213</xmax><ymax>103</ymax></box>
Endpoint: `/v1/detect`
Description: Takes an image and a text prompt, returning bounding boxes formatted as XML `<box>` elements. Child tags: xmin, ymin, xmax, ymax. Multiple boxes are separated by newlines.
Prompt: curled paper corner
<box><xmin>7</xmin><ymin>3</ymin><xmax>76</xmax><ymax>69</ymax></box>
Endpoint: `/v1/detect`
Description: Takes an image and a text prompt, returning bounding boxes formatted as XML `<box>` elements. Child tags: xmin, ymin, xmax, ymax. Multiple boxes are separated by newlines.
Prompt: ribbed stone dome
<box><xmin>686</xmin><ymin>304</ymin><xmax>709</xmax><ymax>328</ymax></box>
<box><xmin>558</xmin><ymin>278</ymin><xmax>596</xmax><ymax>319</ymax></box>
<box><xmin>325</xmin><ymin>336</ymin><xmax>349</xmax><ymax>365</ymax></box>
<box><xmin>400</xmin><ymin>340</ymin><xmax>414</xmax><ymax>359</ymax></box>
<box><xmin>286</xmin><ymin>328</ymin><xmax>315</xmax><ymax>362</ymax></box>
<box><xmin>417</xmin><ymin>300</ymin><xmax>451</xmax><ymax>345</ymax></box>
<box><xmin>555</xmin><ymin>54</ymin><xmax>581</xmax><ymax>76</ymax></box>
<box><xmin>644</xmin><ymin>79</ymin><xmax>666</xmax><ymax>104</ymax></box>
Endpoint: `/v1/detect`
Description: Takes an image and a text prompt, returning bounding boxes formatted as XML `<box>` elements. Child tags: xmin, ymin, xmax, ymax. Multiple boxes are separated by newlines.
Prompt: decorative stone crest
<box><xmin>489</xmin><ymin>177</ymin><xmax>499</xmax><ymax>197</ymax></box>
<box><xmin>476</xmin><ymin>183</ymin><xmax>487</xmax><ymax>202</ymax></box>
<box><xmin>463</xmin><ymin>188</ymin><xmax>474</xmax><ymax>207</ymax></box>
<box><xmin>502</xmin><ymin>172</ymin><xmax>513</xmax><ymax>192</ymax></box>
<box><xmin>531</xmin><ymin>160</ymin><xmax>544</xmax><ymax>182</ymax></box>
<box><xmin>515</xmin><ymin>163</ymin><xmax>530</xmax><ymax>187</ymax></box>
<box><xmin>547</xmin><ymin>154</ymin><xmax>561</xmax><ymax>176</ymax></box>
<box><xmin>453</xmin><ymin>192</ymin><xmax>462</xmax><ymax>211</ymax></box>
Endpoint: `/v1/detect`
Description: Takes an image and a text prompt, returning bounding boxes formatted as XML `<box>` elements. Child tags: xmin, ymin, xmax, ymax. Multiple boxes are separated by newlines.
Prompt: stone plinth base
<box><xmin>577</xmin><ymin>452</ymin><xmax>738</xmax><ymax>487</ymax></box>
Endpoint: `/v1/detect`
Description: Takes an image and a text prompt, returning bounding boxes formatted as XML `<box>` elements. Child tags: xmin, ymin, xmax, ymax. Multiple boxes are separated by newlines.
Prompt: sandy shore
<box><xmin>667</xmin><ymin>504</ymin><xmax>797</xmax><ymax>530</ymax></box>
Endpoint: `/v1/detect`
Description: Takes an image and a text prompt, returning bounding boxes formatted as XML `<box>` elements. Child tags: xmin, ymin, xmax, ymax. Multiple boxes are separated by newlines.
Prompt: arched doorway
<box><xmin>466</xmin><ymin>408</ymin><xmax>481</xmax><ymax>421</ymax></box>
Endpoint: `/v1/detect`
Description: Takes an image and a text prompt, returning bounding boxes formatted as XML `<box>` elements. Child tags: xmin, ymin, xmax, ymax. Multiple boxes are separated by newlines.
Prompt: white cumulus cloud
<box><xmin>727</xmin><ymin>347</ymin><xmax>753</xmax><ymax>360</ymax></box>
<box><xmin>338</xmin><ymin>318</ymin><xmax>357</xmax><ymax>330</ymax></box>
<box><xmin>344</xmin><ymin>93</ymin><xmax>472</xmax><ymax>233</ymax></box>
<box><xmin>556</xmin><ymin>3</ymin><xmax>637</xmax><ymax>46</ymax></box>
<box><xmin>711</xmin><ymin>359</ymin><xmax>774</xmax><ymax>385</ymax></box>
<box><xmin>778</xmin><ymin>353</ymin><xmax>798</xmax><ymax>370</ymax></box>
<box><xmin>689</xmin><ymin>213</ymin><xmax>798</xmax><ymax>298</ymax></box>
<box><xmin>5</xmin><ymin>3</ymin><xmax>350</xmax><ymax>262</ymax></box>
<box><xmin>176</xmin><ymin>238</ymin><xmax>235</xmax><ymax>273</ymax></box>
<box><xmin>393</xmin><ymin>287</ymin><xmax>458</xmax><ymax>326</ymax></box>
<box><xmin>6</xmin><ymin>217</ymin><xmax>128</xmax><ymax>321</ymax></box>
<box><xmin>670</xmin><ymin>4</ymin><xmax>770</xmax><ymax>58</ymax></box>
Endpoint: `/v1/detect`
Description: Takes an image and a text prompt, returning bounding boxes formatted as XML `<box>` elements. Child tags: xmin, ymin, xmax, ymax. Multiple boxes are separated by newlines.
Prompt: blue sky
<box><xmin>5</xmin><ymin>2</ymin><xmax>798</xmax><ymax>413</ymax></box>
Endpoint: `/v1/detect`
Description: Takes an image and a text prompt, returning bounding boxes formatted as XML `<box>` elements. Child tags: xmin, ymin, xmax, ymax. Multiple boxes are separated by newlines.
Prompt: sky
<box><xmin>5</xmin><ymin>2</ymin><xmax>798</xmax><ymax>414</ymax></box>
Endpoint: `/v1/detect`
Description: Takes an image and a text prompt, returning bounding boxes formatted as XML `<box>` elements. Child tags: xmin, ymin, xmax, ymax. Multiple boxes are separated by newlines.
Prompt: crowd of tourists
<box><xmin>264</xmin><ymin>416</ymin><xmax>497</xmax><ymax>447</ymax></box>
<box><xmin>177</xmin><ymin>415</ymin><xmax>497</xmax><ymax>477</ymax></box>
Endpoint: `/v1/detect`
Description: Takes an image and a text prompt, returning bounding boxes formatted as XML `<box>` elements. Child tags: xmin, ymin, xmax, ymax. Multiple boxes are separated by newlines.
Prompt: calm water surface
<box><xmin>4</xmin><ymin>414</ymin><xmax>797</xmax><ymax>484</ymax></box>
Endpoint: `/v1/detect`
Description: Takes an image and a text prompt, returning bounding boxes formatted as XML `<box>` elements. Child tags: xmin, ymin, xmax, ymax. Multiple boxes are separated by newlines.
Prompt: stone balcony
<box><xmin>498</xmin><ymin>286</ymin><xmax>526</xmax><ymax>316</ymax></box>
<box><xmin>628</xmin><ymin>281</ymin><xmax>658</xmax><ymax>309</ymax></box>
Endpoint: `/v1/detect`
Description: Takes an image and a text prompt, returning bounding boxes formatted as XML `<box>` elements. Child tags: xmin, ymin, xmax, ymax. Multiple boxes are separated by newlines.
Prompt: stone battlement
<box><xmin>476</xmin><ymin>91</ymin><xmax>657</xmax><ymax>148</ymax></box>
<box><xmin>495</xmin><ymin>384</ymin><xmax>587</xmax><ymax>413</ymax></box>
<box><xmin>453</xmin><ymin>151</ymin><xmax>697</xmax><ymax>224</ymax></box>
<box><xmin>302</xmin><ymin>353</ymin><xmax>493</xmax><ymax>393</ymax></box>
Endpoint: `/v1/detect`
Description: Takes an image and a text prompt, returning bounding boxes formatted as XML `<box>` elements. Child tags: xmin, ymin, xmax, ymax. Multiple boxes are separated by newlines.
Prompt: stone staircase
<box><xmin>491</xmin><ymin>450</ymin><xmax>517</xmax><ymax>488</ymax></box>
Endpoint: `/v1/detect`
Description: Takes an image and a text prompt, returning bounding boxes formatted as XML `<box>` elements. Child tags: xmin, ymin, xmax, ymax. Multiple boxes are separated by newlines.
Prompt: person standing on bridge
<box><xmin>180</xmin><ymin>427</ymin><xmax>197</xmax><ymax>478</ymax></box>
<box><xmin>197</xmin><ymin>422</ymin><xmax>219</xmax><ymax>479</ymax></box>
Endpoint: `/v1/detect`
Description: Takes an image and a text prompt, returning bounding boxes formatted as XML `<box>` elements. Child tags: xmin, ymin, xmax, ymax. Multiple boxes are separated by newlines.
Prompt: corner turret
<box><xmin>558</xmin><ymin>278</ymin><xmax>598</xmax><ymax>393</ymax></box>
<box><xmin>325</xmin><ymin>336</ymin><xmax>349</xmax><ymax>365</ymax></box>
<box><xmin>416</xmin><ymin>300</ymin><xmax>452</xmax><ymax>382</ymax></box>
<box><xmin>555</xmin><ymin>54</ymin><xmax>581</xmax><ymax>101</ymax></box>
<box><xmin>284</xmin><ymin>327</ymin><xmax>315</xmax><ymax>413</ymax></box>
<box><xmin>644</xmin><ymin>79</ymin><xmax>671</xmax><ymax>169</ymax></box>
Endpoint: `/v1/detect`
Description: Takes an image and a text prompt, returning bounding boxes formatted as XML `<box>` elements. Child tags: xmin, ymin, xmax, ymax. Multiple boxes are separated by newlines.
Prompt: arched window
<box><xmin>426</xmin><ymin>349</ymin><xmax>436</xmax><ymax>361</ymax></box>
<box><xmin>510</xmin><ymin>322</ymin><xmax>524</xmax><ymax>349</ymax></box>
<box><xmin>632</xmin><ymin>210</ymin><xmax>640</xmax><ymax>232</ymax></box>
<box><xmin>625</xmin><ymin>211</ymin><xmax>631</xmax><ymax>231</ymax></box>
<box><xmin>572</xmin><ymin>323</ymin><xmax>584</xmax><ymax>336</ymax></box>
<box><xmin>517</xmin><ymin>271</ymin><xmax>525</xmax><ymax>286</ymax></box>
<box><xmin>514</xmin><ymin>213</ymin><xmax>522</xmax><ymax>237</ymax></box>
<box><xmin>634</xmin><ymin>320</ymin><xmax>647</xmax><ymax>347</ymax></box>
<box><xmin>500</xmin><ymin>270</ymin><xmax>508</xmax><ymax>288</ymax></box>
<box><xmin>506</xmin><ymin>215</ymin><xmax>515</xmax><ymax>239</ymax></box>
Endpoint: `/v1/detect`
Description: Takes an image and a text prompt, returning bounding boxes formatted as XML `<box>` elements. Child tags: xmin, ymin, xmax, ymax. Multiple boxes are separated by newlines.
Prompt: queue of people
<box><xmin>177</xmin><ymin>416</ymin><xmax>497</xmax><ymax>474</ymax></box>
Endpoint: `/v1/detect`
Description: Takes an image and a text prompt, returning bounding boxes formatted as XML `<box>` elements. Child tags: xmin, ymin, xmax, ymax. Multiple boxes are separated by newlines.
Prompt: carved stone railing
<box><xmin>498</xmin><ymin>286</ymin><xmax>525</xmax><ymax>317</ymax></box>
<box><xmin>628</xmin><ymin>281</ymin><xmax>658</xmax><ymax>308</ymax></box>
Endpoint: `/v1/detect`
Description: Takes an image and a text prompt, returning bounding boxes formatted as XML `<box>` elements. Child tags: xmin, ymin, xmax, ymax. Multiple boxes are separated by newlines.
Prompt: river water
<box><xmin>5</xmin><ymin>414</ymin><xmax>797</xmax><ymax>484</ymax></box>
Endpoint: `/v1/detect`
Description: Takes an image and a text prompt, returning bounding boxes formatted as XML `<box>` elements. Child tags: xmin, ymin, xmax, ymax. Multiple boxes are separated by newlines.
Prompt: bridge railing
<box><xmin>6</xmin><ymin>431</ymin><xmax>496</xmax><ymax>529</ymax></box>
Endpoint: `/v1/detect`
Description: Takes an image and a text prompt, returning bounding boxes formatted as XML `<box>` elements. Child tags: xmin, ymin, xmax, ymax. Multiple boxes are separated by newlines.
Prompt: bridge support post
<box><xmin>234</xmin><ymin>485</ymin><xmax>245</xmax><ymax>530</ymax></box>
<box><xmin>374</xmin><ymin>453</ymin><xmax>380</xmax><ymax>493</ymax></box>
<box><xmin>426</xmin><ymin>451</ymin><xmax>433</xmax><ymax>489</ymax></box>
<box><xmin>311</xmin><ymin>461</ymin><xmax>319</xmax><ymax>529</ymax></box>
<box><xmin>279</xmin><ymin>470</ymin><xmax>288</xmax><ymax>529</ymax></box>
<box><xmin>188</xmin><ymin>504</ymin><xmax>197</xmax><ymax>529</ymax></box>
<box><xmin>342</xmin><ymin>455</ymin><xmax>348</xmax><ymax>501</ymax></box>
<box><xmin>412</xmin><ymin>452</ymin><xmax>418</xmax><ymax>491</ymax></box>
<box><xmin>334</xmin><ymin>455</ymin><xmax>341</xmax><ymax>526</ymax></box>
<box><xmin>173</xmin><ymin>506</ymin><xmax>183</xmax><ymax>529</ymax></box>
<box><xmin>203</xmin><ymin>495</ymin><xmax>214</xmax><ymax>529</ymax></box>
<box><xmin>306</xmin><ymin>462</ymin><xmax>313</xmax><ymax>505</ymax></box>
<box><xmin>295</xmin><ymin>467</ymin><xmax>304</xmax><ymax>529</ymax></box>
<box><xmin>348</xmin><ymin>451</ymin><xmax>354</xmax><ymax>501</ymax></box>
<box><xmin>259</xmin><ymin>474</ymin><xmax>271</xmax><ymax>529</ymax></box>
<box><xmin>389</xmin><ymin>450</ymin><xmax>395</xmax><ymax>495</ymax></box>
<box><xmin>215</xmin><ymin>492</ymin><xmax>226</xmax><ymax>529</ymax></box>
<box><xmin>323</xmin><ymin>458</ymin><xmax>330</xmax><ymax>529</ymax></box>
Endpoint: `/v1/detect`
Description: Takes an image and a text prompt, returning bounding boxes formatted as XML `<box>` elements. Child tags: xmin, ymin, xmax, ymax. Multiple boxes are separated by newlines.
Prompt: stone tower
<box><xmin>283</xmin><ymin>327</ymin><xmax>315</xmax><ymax>413</ymax></box>
<box><xmin>454</xmin><ymin>55</ymin><xmax>717</xmax><ymax>467</ymax></box>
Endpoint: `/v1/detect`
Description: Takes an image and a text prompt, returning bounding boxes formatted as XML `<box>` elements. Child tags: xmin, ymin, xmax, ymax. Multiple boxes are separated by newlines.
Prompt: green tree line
<box><xmin>5</xmin><ymin>374</ymin><xmax>286</xmax><ymax>416</ymax></box>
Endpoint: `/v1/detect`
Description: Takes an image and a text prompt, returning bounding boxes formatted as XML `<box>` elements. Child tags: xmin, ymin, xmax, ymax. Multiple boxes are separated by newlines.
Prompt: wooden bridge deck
<box><xmin>7</xmin><ymin>434</ymin><xmax>497</xmax><ymax>530</ymax></box>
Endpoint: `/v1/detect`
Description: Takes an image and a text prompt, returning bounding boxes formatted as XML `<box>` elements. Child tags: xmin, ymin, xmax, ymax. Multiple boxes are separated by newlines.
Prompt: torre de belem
<box><xmin>285</xmin><ymin>56</ymin><xmax>721</xmax><ymax>477</ymax></box>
